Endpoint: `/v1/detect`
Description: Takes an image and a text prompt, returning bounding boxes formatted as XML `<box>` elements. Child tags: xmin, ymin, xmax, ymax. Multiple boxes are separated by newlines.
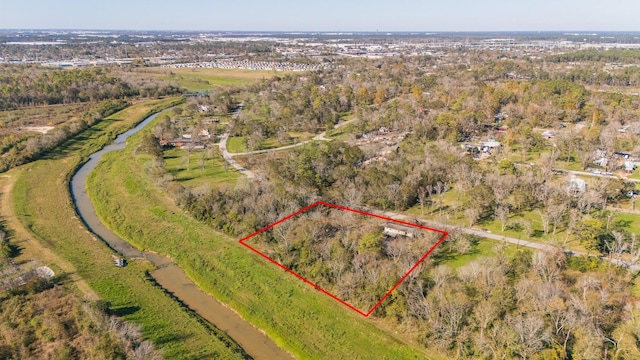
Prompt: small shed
<box><xmin>568</xmin><ymin>176</ymin><xmax>586</xmax><ymax>195</ymax></box>
<box><xmin>383</xmin><ymin>222</ymin><xmax>419</xmax><ymax>238</ymax></box>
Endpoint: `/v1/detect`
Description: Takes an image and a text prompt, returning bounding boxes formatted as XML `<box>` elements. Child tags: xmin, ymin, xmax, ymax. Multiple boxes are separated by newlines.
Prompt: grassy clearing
<box><xmin>11</xmin><ymin>98</ymin><xmax>247</xmax><ymax>359</ymax></box>
<box><xmin>328</xmin><ymin>114</ymin><xmax>357</xmax><ymax>140</ymax></box>
<box><xmin>226</xmin><ymin>136</ymin><xmax>247</xmax><ymax>153</ymax></box>
<box><xmin>632</xmin><ymin>276</ymin><xmax>640</xmax><ymax>297</ymax></box>
<box><xmin>87</xmin><ymin>125</ymin><xmax>443</xmax><ymax>359</ymax></box>
<box><xmin>616</xmin><ymin>213</ymin><xmax>640</xmax><ymax>234</ymax></box>
<box><xmin>137</xmin><ymin>67</ymin><xmax>277</xmax><ymax>92</ymax></box>
<box><xmin>163</xmin><ymin>147</ymin><xmax>240</xmax><ymax>189</ymax></box>
<box><xmin>556</xmin><ymin>160</ymin><xmax>586</xmax><ymax>172</ymax></box>
<box><xmin>226</xmin><ymin>134</ymin><xmax>313</xmax><ymax>154</ymax></box>
<box><xmin>438</xmin><ymin>239</ymin><xmax>518</xmax><ymax>270</ymax></box>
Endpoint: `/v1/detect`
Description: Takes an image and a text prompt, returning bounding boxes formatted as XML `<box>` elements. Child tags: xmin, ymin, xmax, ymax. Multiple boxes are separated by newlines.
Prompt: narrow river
<box><xmin>70</xmin><ymin>111</ymin><xmax>292</xmax><ymax>360</ymax></box>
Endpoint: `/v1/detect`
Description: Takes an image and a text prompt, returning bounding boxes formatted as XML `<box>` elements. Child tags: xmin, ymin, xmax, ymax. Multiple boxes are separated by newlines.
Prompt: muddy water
<box><xmin>70</xmin><ymin>111</ymin><xmax>292</xmax><ymax>360</ymax></box>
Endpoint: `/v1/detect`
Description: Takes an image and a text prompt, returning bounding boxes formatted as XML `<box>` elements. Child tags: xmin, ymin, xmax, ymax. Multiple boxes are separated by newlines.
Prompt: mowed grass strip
<box><xmin>12</xmin><ymin>98</ymin><xmax>248</xmax><ymax>359</ymax></box>
<box><xmin>86</xmin><ymin>122</ymin><xmax>442</xmax><ymax>359</ymax></box>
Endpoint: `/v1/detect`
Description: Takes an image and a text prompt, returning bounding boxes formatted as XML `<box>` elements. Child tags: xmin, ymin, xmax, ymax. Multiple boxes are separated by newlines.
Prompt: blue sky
<box><xmin>1</xmin><ymin>0</ymin><xmax>639</xmax><ymax>31</ymax></box>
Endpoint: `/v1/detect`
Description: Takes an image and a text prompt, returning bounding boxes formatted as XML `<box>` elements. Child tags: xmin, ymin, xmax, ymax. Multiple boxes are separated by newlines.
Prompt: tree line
<box><xmin>0</xmin><ymin>66</ymin><xmax>139</xmax><ymax>110</ymax></box>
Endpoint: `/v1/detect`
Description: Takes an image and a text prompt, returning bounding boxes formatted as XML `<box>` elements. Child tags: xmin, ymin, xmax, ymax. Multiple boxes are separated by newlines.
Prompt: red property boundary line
<box><xmin>238</xmin><ymin>201</ymin><xmax>449</xmax><ymax>317</ymax></box>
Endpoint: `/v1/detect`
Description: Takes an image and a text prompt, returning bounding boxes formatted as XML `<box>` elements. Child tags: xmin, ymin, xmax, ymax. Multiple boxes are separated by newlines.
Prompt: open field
<box><xmin>225</xmin><ymin>136</ymin><xmax>247</xmax><ymax>153</ymax></box>
<box><xmin>10</xmin><ymin>98</ymin><xmax>248</xmax><ymax>359</ymax></box>
<box><xmin>87</xmin><ymin>119</ymin><xmax>445</xmax><ymax>359</ymax></box>
<box><xmin>135</xmin><ymin>67</ymin><xmax>277</xmax><ymax>92</ymax></box>
<box><xmin>163</xmin><ymin>147</ymin><xmax>240</xmax><ymax>189</ymax></box>
<box><xmin>433</xmin><ymin>237</ymin><xmax>519</xmax><ymax>269</ymax></box>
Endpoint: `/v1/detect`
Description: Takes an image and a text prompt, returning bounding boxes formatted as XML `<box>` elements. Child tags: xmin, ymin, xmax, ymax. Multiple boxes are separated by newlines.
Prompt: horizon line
<box><xmin>2</xmin><ymin>28</ymin><xmax>640</xmax><ymax>34</ymax></box>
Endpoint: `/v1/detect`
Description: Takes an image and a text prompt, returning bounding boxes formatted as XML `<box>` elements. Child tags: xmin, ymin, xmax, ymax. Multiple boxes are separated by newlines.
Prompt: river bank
<box><xmin>70</xmin><ymin>108</ymin><xmax>291</xmax><ymax>360</ymax></box>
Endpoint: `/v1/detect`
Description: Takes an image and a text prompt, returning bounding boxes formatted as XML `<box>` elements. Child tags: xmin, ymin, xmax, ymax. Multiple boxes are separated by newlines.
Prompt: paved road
<box><xmin>358</xmin><ymin>206</ymin><xmax>640</xmax><ymax>272</ymax></box>
<box><xmin>559</xmin><ymin>168</ymin><xmax>640</xmax><ymax>183</ymax></box>
<box><xmin>218</xmin><ymin>133</ymin><xmax>256</xmax><ymax>179</ymax></box>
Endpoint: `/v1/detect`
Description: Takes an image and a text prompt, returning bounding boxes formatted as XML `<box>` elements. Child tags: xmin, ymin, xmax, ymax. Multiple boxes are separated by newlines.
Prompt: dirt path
<box><xmin>218</xmin><ymin>118</ymin><xmax>357</xmax><ymax>181</ymax></box>
<box><xmin>562</xmin><ymin>169</ymin><xmax>640</xmax><ymax>183</ymax></box>
<box><xmin>359</xmin><ymin>205</ymin><xmax>640</xmax><ymax>272</ymax></box>
<box><xmin>218</xmin><ymin>133</ymin><xmax>256</xmax><ymax>179</ymax></box>
<box><xmin>220</xmin><ymin>118</ymin><xmax>357</xmax><ymax>158</ymax></box>
<box><xmin>0</xmin><ymin>174</ymin><xmax>98</xmax><ymax>300</ymax></box>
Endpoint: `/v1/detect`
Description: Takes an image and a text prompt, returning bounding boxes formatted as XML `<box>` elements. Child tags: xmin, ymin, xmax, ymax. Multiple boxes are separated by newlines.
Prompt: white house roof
<box><xmin>482</xmin><ymin>140</ymin><xmax>501</xmax><ymax>148</ymax></box>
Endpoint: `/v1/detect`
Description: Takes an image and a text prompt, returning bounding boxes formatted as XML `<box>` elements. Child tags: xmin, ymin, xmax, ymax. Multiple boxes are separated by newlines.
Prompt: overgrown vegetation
<box><xmin>0</xmin><ymin>286</ymin><xmax>162</xmax><ymax>359</ymax></box>
<box><xmin>11</xmin><ymin>99</ymin><xmax>249</xmax><ymax>359</ymax></box>
<box><xmin>244</xmin><ymin>205</ymin><xmax>442</xmax><ymax>312</ymax></box>
<box><xmin>0</xmin><ymin>99</ymin><xmax>131</xmax><ymax>172</ymax></box>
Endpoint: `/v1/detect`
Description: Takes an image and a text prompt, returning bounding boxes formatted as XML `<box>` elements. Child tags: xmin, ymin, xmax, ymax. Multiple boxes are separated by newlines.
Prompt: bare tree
<box><xmin>537</xmin><ymin>209</ymin><xmax>550</xmax><ymax>235</ymax></box>
<box><xmin>547</xmin><ymin>202</ymin><xmax>567</xmax><ymax>236</ymax></box>
<box><xmin>495</xmin><ymin>205</ymin><xmax>510</xmax><ymax>232</ymax></box>
<box><xmin>532</xmin><ymin>249</ymin><xmax>566</xmax><ymax>283</ymax></box>
<box><xmin>435</xmin><ymin>181</ymin><xmax>449</xmax><ymax>218</ymax></box>
<box><xmin>508</xmin><ymin>313</ymin><xmax>551</xmax><ymax>360</ymax></box>
<box><xmin>343</xmin><ymin>179</ymin><xmax>362</xmax><ymax>208</ymax></box>
<box><xmin>606</xmin><ymin>231</ymin><xmax>627</xmax><ymax>265</ymax></box>
<box><xmin>417</xmin><ymin>187</ymin><xmax>428</xmax><ymax>216</ymax></box>
<box><xmin>464</xmin><ymin>207</ymin><xmax>481</xmax><ymax>227</ymax></box>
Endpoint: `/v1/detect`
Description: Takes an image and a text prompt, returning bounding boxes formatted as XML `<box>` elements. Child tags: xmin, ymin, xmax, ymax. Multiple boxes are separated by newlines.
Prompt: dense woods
<box><xmin>245</xmin><ymin>205</ymin><xmax>442</xmax><ymax>312</ymax></box>
<box><xmin>0</xmin><ymin>66</ymin><xmax>138</xmax><ymax>110</ymax></box>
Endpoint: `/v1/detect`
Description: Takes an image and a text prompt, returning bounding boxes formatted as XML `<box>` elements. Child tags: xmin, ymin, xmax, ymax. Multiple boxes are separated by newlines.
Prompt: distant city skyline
<box><xmin>1</xmin><ymin>0</ymin><xmax>639</xmax><ymax>32</ymax></box>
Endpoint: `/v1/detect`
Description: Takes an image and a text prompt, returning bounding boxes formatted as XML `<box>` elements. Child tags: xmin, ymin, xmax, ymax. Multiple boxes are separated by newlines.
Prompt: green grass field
<box><xmin>86</xmin><ymin>118</ymin><xmax>444</xmax><ymax>359</ymax></box>
<box><xmin>616</xmin><ymin>212</ymin><xmax>640</xmax><ymax>234</ymax></box>
<box><xmin>226</xmin><ymin>133</ymin><xmax>314</xmax><ymax>154</ymax></box>
<box><xmin>327</xmin><ymin>114</ymin><xmax>356</xmax><ymax>140</ymax></box>
<box><xmin>556</xmin><ymin>160</ymin><xmax>587</xmax><ymax>172</ymax></box>
<box><xmin>11</xmin><ymin>98</ymin><xmax>248</xmax><ymax>359</ymax></box>
<box><xmin>163</xmin><ymin>147</ymin><xmax>240</xmax><ymax>189</ymax></box>
<box><xmin>226</xmin><ymin>136</ymin><xmax>247</xmax><ymax>153</ymax></box>
<box><xmin>438</xmin><ymin>238</ymin><xmax>518</xmax><ymax>269</ymax></box>
<box><xmin>137</xmin><ymin>67</ymin><xmax>277</xmax><ymax>92</ymax></box>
